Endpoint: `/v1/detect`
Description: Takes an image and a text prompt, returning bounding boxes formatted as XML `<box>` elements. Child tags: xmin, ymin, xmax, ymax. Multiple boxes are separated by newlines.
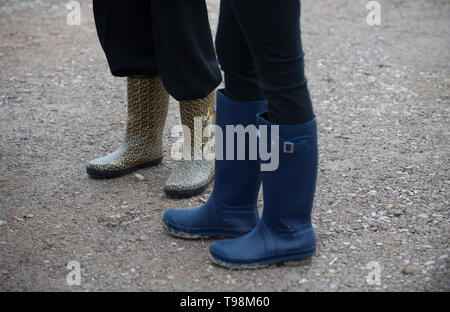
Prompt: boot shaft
<box><xmin>258</xmin><ymin>114</ymin><xmax>318</xmax><ymax>228</ymax></box>
<box><xmin>212</xmin><ymin>90</ymin><xmax>268</xmax><ymax>206</ymax></box>
<box><xmin>126</xmin><ymin>77</ymin><xmax>169</xmax><ymax>142</ymax></box>
<box><xmin>179</xmin><ymin>91</ymin><xmax>216</xmax><ymax>157</ymax></box>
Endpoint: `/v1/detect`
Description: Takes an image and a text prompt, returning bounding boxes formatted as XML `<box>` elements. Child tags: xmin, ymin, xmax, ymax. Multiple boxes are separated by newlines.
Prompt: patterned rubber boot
<box><xmin>86</xmin><ymin>77</ymin><xmax>169</xmax><ymax>179</ymax></box>
<box><xmin>164</xmin><ymin>91</ymin><xmax>216</xmax><ymax>198</ymax></box>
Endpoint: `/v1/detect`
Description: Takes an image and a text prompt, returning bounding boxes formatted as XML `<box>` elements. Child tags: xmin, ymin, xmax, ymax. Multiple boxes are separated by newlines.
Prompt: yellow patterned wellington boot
<box><xmin>86</xmin><ymin>77</ymin><xmax>169</xmax><ymax>179</ymax></box>
<box><xmin>164</xmin><ymin>91</ymin><xmax>216</xmax><ymax>198</ymax></box>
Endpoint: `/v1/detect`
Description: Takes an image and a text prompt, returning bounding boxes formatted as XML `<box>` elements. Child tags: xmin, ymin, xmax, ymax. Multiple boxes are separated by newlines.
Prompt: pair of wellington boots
<box><xmin>86</xmin><ymin>77</ymin><xmax>215</xmax><ymax>198</ymax></box>
<box><xmin>163</xmin><ymin>90</ymin><xmax>318</xmax><ymax>269</ymax></box>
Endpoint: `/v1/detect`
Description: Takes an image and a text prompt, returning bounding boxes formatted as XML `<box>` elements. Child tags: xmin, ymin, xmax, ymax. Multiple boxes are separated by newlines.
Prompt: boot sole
<box><xmin>164</xmin><ymin>174</ymin><xmax>214</xmax><ymax>199</ymax></box>
<box><xmin>162</xmin><ymin>221</ymin><xmax>248</xmax><ymax>240</ymax></box>
<box><xmin>209</xmin><ymin>250</ymin><xmax>315</xmax><ymax>270</ymax></box>
<box><xmin>86</xmin><ymin>156</ymin><xmax>163</xmax><ymax>179</ymax></box>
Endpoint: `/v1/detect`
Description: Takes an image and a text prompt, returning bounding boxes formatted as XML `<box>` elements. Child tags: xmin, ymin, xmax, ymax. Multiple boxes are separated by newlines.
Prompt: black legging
<box><xmin>216</xmin><ymin>0</ymin><xmax>313</xmax><ymax>125</ymax></box>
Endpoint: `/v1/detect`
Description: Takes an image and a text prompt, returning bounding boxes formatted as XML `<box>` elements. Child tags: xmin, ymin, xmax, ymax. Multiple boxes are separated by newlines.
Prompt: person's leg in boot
<box><xmin>87</xmin><ymin>1</ymin><xmax>222</xmax><ymax>184</ymax></box>
<box><xmin>150</xmin><ymin>0</ymin><xmax>222</xmax><ymax>197</ymax></box>
<box><xmin>87</xmin><ymin>1</ymin><xmax>169</xmax><ymax>178</ymax></box>
<box><xmin>210</xmin><ymin>0</ymin><xmax>318</xmax><ymax>268</ymax></box>
<box><xmin>163</xmin><ymin>90</ymin><xmax>266</xmax><ymax>238</ymax></box>
<box><xmin>87</xmin><ymin>77</ymin><xmax>169</xmax><ymax>178</ymax></box>
<box><xmin>162</xmin><ymin>0</ymin><xmax>267</xmax><ymax>238</ymax></box>
<box><xmin>164</xmin><ymin>91</ymin><xmax>216</xmax><ymax>198</ymax></box>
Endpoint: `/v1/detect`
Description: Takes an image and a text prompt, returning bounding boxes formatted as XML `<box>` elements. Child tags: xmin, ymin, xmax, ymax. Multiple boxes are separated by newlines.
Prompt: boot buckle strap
<box><xmin>280</xmin><ymin>136</ymin><xmax>311</xmax><ymax>154</ymax></box>
<box><xmin>259</xmin><ymin>132</ymin><xmax>311</xmax><ymax>154</ymax></box>
<box><xmin>283</xmin><ymin>142</ymin><xmax>294</xmax><ymax>154</ymax></box>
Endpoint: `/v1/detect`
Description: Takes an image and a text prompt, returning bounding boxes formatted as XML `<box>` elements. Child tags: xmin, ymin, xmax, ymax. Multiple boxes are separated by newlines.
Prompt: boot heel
<box><xmin>138</xmin><ymin>156</ymin><xmax>163</xmax><ymax>169</ymax></box>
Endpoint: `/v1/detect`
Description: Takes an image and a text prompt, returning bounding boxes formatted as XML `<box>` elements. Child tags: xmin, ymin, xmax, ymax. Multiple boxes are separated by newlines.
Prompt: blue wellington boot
<box><xmin>210</xmin><ymin>113</ymin><xmax>318</xmax><ymax>268</ymax></box>
<box><xmin>163</xmin><ymin>90</ymin><xmax>267</xmax><ymax>238</ymax></box>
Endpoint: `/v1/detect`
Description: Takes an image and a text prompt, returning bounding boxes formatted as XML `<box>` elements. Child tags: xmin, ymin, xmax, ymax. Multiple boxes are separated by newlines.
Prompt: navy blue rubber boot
<box><xmin>163</xmin><ymin>90</ymin><xmax>267</xmax><ymax>238</ymax></box>
<box><xmin>210</xmin><ymin>113</ymin><xmax>318</xmax><ymax>268</ymax></box>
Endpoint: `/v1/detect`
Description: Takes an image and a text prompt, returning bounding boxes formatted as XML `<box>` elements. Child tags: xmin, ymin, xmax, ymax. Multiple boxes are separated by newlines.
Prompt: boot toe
<box><xmin>86</xmin><ymin>147</ymin><xmax>128</xmax><ymax>171</ymax></box>
<box><xmin>164</xmin><ymin>160</ymin><xmax>214</xmax><ymax>198</ymax></box>
<box><xmin>162</xmin><ymin>207</ymin><xmax>208</xmax><ymax>238</ymax></box>
<box><xmin>209</xmin><ymin>240</ymin><xmax>233</xmax><ymax>263</ymax></box>
<box><xmin>87</xmin><ymin>158</ymin><xmax>118</xmax><ymax>171</ymax></box>
<box><xmin>210</xmin><ymin>239</ymin><xmax>265</xmax><ymax>268</ymax></box>
<box><xmin>209</xmin><ymin>225</ymin><xmax>273</xmax><ymax>268</ymax></box>
<box><xmin>162</xmin><ymin>209</ymin><xmax>181</xmax><ymax>229</ymax></box>
<box><xmin>86</xmin><ymin>152</ymin><xmax>130</xmax><ymax>179</ymax></box>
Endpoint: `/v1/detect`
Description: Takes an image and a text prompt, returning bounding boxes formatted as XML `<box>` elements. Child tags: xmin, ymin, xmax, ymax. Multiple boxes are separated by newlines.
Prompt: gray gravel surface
<box><xmin>0</xmin><ymin>0</ymin><xmax>449</xmax><ymax>291</ymax></box>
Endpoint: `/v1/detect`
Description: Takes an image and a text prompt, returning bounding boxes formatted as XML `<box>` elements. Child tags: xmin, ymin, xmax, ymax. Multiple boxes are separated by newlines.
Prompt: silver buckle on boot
<box><xmin>283</xmin><ymin>142</ymin><xmax>294</xmax><ymax>154</ymax></box>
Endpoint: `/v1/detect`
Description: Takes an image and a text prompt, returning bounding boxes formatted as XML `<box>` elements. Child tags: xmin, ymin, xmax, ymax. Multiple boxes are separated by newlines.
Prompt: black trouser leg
<box><xmin>215</xmin><ymin>0</ymin><xmax>313</xmax><ymax>125</ymax></box>
<box><xmin>93</xmin><ymin>1</ymin><xmax>157</xmax><ymax>77</ymax></box>
<box><xmin>93</xmin><ymin>0</ymin><xmax>222</xmax><ymax>101</ymax></box>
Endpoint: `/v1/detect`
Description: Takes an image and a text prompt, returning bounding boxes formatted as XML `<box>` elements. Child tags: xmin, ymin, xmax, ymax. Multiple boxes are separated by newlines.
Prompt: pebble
<box><xmin>138</xmin><ymin>235</ymin><xmax>149</xmax><ymax>242</ymax></box>
<box><xmin>388</xmin><ymin>209</ymin><xmax>403</xmax><ymax>217</ymax></box>
<box><xmin>0</xmin><ymin>220</ymin><xmax>6</xmax><ymax>226</ymax></box>
<box><xmin>329</xmin><ymin>257</ymin><xmax>338</xmax><ymax>266</ymax></box>
<box><xmin>134</xmin><ymin>173</ymin><xmax>145</xmax><ymax>181</ymax></box>
<box><xmin>98</xmin><ymin>214</ymin><xmax>124</xmax><ymax>227</ymax></box>
<box><xmin>402</xmin><ymin>265</ymin><xmax>421</xmax><ymax>275</ymax></box>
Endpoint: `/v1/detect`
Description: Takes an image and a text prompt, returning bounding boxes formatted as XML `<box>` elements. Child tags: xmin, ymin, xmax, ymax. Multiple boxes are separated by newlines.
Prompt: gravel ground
<box><xmin>0</xmin><ymin>0</ymin><xmax>449</xmax><ymax>291</ymax></box>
